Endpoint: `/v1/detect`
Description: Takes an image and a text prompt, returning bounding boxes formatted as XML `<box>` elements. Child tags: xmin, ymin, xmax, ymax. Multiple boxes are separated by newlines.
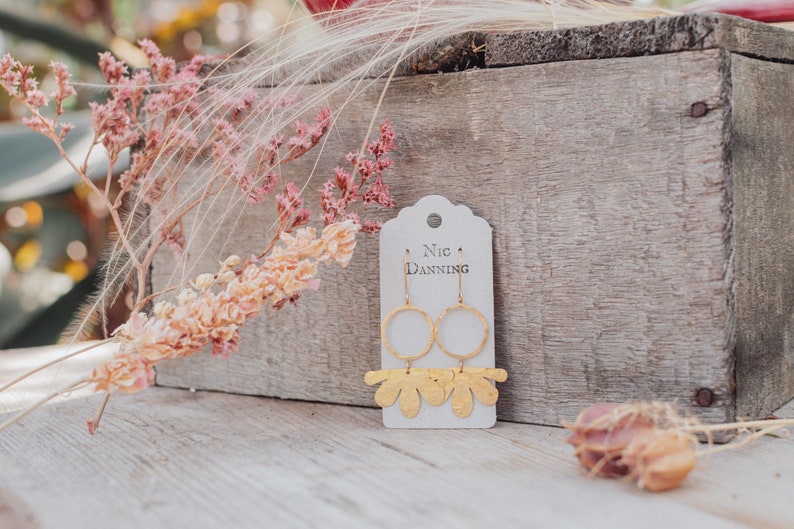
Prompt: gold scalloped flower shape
<box><xmin>364</xmin><ymin>368</ymin><xmax>452</xmax><ymax>418</ymax></box>
<box><xmin>442</xmin><ymin>367</ymin><xmax>509</xmax><ymax>418</ymax></box>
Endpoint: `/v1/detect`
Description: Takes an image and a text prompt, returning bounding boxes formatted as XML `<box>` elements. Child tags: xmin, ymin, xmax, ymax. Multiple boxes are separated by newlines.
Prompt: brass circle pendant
<box><xmin>434</xmin><ymin>303</ymin><xmax>489</xmax><ymax>361</ymax></box>
<box><xmin>380</xmin><ymin>304</ymin><xmax>435</xmax><ymax>361</ymax></box>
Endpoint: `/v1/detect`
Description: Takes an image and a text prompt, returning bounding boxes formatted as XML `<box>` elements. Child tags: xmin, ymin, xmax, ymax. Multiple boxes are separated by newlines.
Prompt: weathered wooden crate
<box><xmin>153</xmin><ymin>14</ymin><xmax>794</xmax><ymax>426</ymax></box>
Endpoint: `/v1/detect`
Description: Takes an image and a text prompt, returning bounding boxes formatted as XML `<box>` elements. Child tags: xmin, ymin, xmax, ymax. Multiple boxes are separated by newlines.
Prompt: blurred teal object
<box><xmin>0</xmin><ymin>4</ymin><xmax>106</xmax><ymax>68</ymax></box>
<box><xmin>0</xmin><ymin>111</ymin><xmax>128</xmax><ymax>347</ymax></box>
<box><xmin>0</xmin><ymin>111</ymin><xmax>129</xmax><ymax>202</ymax></box>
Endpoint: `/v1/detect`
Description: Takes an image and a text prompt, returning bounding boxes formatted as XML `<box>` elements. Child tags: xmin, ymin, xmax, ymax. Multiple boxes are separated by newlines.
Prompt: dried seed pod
<box><xmin>622</xmin><ymin>429</ymin><xmax>697</xmax><ymax>492</ymax></box>
<box><xmin>564</xmin><ymin>403</ymin><xmax>655</xmax><ymax>477</ymax></box>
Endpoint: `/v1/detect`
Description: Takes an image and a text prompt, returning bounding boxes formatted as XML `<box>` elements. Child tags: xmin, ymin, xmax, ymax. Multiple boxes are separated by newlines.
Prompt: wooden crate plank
<box><xmin>484</xmin><ymin>13</ymin><xmax>794</xmax><ymax>68</ymax></box>
<box><xmin>731</xmin><ymin>54</ymin><xmax>794</xmax><ymax>418</ymax></box>
<box><xmin>256</xmin><ymin>14</ymin><xmax>794</xmax><ymax>83</ymax></box>
<box><xmin>154</xmin><ymin>48</ymin><xmax>735</xmax><ymax>425</ymax></box>
<box><xmin>0</xmin><ymin>388</ymin><xmax>792</xmax><ymax>529</ymax></box>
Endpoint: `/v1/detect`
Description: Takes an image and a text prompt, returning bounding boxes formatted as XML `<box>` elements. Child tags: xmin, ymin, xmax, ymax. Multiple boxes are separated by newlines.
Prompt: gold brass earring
<box><xmin>365</xmin><ymin>250</ymin><xmax>450</xmax><ymax>418</ymax></box>
<box><xmin>380</xmin><ymin>250</ymin><xmax>434</xmax><ymax>371</ymax></box>
<box><xmin>434</xmin><ymin>248</ymin><xmax>507</xmax><ymax>418</ymax></box>
<box><xmin>434</xmin><ymin>248</ymin><xmax>489</xmax><ymax>372</ymax></box>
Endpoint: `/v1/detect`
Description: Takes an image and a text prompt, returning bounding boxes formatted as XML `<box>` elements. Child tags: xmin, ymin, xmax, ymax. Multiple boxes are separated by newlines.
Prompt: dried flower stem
<box><xmin>0</xmin><ymin>381</ymin><xmax>87</xmax><ymax>434</ymax></box>
<box><xmin>679</xmin><ymin>419</ymin><xmax>794</xmax><ymax>433</ymax></box>
<box><xmin>0</xmin><ymin>339</ymin><xmax>114</xmax><ymax>394</ymax></box>
<box><xmin>87</xmin><ymin>393</ymin><xmax>112</xmax><ymax>435</ymax></box>
<box><xmin>698</xmin><ymin>424</ymin><xmax>791</xmax><ymax>456</ymax></box>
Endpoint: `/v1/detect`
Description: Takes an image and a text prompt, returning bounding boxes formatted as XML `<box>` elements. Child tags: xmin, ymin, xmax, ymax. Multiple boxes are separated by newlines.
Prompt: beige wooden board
<box><xmin>730</xmin><ymin>54</ymin><xmax>794</xmax><ymax>418</ymax></box>
<box><xmin>153</xmin><ymin>48</ymin><xmax>738</xmax><ymax>426</ymax></box>
<box><xmin>0</xmin><ymin>387</ymin><xmax>792</xmax><ymax>529</ymax></box>
<box><xmin>0</xmin><ymin>341</ymin><xmax>117</xmax><ymax>414</ymax></box>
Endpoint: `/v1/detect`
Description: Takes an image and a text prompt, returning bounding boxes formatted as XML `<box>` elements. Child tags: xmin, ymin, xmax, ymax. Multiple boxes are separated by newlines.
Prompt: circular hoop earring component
<box><xmin>434</xmin><ymin>248</ymin><xmax>488</xmax><ymax>368</ymax></box>
<box><xmin>434</xmin><ymin>303</ymin><xmax>489</xmax><ymax>362</ymax></box>
<box><xmin>381</xmin><ymin>305</ymin><xmax>435</xmax><ymax>362</ymax></box>
<box><xmin>380</xmin><ymin>249</ymin><xmax>434</xmax><ymax>366</ymax></box>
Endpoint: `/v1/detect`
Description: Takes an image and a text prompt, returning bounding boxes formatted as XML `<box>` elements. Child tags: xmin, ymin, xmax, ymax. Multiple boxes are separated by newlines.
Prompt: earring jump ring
<box><xmin>381</xmin><ymin>304</ymin><xmax>435</xmax><ymax>362</ymax></box>
<box><xmin>434</xmin><ymin>303</ymin><xmax>489</xmax><ymax>361</ymax></box>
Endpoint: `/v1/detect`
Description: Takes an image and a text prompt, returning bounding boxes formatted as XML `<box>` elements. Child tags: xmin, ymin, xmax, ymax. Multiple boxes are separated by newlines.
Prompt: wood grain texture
<box><xmin>0</xmin><ymin>388</ymin><xmax>793</xmax><ymax>529</ymax></box>
<box><xmin>731</xmin><ymin>55</ymin><xmax>794</xmax><ymax>418</ymax></box>
<box><xmin>153</xmin><ymin>48</ymin><xmax>739</xmax><ymax>426</ymax></box>
<box><xmin>240</xmin><ymin>14</ymin><xmax>794</xmax><ymax>85</ymax></box>
<box><xmin>484</xmin><ymin>13</ymin><xmax>794</xmax><ymax>68</ymax></box>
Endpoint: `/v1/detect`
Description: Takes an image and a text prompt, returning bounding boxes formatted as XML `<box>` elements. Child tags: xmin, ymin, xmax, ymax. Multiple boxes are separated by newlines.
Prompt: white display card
<box><xmin>372</xmin><ymin>195</ymin><xmax>501</xmax><ymax>428</ymax></box>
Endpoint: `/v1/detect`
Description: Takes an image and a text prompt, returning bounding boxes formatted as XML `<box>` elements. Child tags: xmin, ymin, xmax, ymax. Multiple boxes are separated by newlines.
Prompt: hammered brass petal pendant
<box><xmin>364</xmin><ymin>368</ymin><xmax>452</xmax><ymax>418</ymax></box>
<box><xmin>442</xmin><ymin>368</ymin><xmax>509</xmax><ymax>418</ymax></box>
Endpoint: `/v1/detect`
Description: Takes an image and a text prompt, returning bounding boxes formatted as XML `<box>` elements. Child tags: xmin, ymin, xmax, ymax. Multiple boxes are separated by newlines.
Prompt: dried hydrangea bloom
<box><xmin>622</xmin><ymin>429</ymin><xmax>697</xmax><ymax>492</ymax></box>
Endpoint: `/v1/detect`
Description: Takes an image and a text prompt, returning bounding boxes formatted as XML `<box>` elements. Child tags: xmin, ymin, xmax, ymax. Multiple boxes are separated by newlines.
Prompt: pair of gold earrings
<box><xmin>365</xmin><ymin>248</ymin><xmax>507</xmax><ymax>419</ymax></box>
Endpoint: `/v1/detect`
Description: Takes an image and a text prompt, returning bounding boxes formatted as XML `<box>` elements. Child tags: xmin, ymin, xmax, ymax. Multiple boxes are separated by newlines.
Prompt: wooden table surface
<box><xmin>0</xmin><ymin>345</ymin><xmax>792</xmax><ymax>529</ymax></box>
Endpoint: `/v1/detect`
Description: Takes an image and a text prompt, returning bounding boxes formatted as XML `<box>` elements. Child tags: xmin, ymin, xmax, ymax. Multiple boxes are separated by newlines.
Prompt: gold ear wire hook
<box><xmin>404</xmin><ymin>249</ymin><xmax>410</xmax><ymax>305</ymax></box>
<box><xmin>457</xmin><ymin>247</ymin><xmax>463</xmax><ymax>304</ymax></box>
<box><xmin>434</xmin><ymin>247</ymin><xmax>488</xmax><ymax>373</ymax></box>
<box><xmin>380</xmin><ymin>248</ymin><xmax>434</xmax><ymax>373</ymax></box>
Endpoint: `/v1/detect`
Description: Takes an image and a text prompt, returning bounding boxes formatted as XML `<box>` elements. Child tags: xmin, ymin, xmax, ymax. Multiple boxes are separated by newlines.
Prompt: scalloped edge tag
<box><xmin>375</xmin><ymin>195</ymin><xmax>498</xmax><ymax>428</ymax></box>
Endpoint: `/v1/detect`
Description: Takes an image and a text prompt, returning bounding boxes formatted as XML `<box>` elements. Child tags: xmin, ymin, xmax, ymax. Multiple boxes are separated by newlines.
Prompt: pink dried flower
<box><xmin>287</xmin><ymin>107</ymin><xmax>332</xmax><ymax>158</ymax></box>
<box><xmin>564</xmin><ymin>403</ymin><xmax>656</xmax><ymax>478</ymax></box>
<box><xmin>21</xmin><ymin>115</ymin><xmax>55</xmax><ymax>135</ymax></box>
<box><xmin>0</xmin><ymin>54</ymin><xmax>22</xmax><ymax>94</ymax></box>
<box><xmin>139</xmin><ymin>38</ymin><xmax>176</xmax><ymax>83</ymax></box>
<box><xmin>26</xmin><ymin>89</ymin><xmax>48</xmax><ymax>108</ymax></box>
<box><xmin>565</xmin><ymin>402</ymin><xmax>705</xmax><ymax>492</ymax></box>
<box><xmin>362</xmin><ymin>176</ymin><xmax>394</xmax><ymax>208</ymax></box>
<box><xmin>58</xmin><ymin>122</ymin><xmax>74</xmax><ymax>141</ymax></box>
<box><xmin>360</xmin><ymin>219</ymin><xmax>383</xmax><ymax>233</ymax></box>
<box><xmin>89</xmin><ymin>98</ymin><xmax>139</xmax><ymax>156</ymax></box>
<box><xmin>50</xmin><ymin>61</ymin><xmax>76</xmax><ymax>107</ymax></box>
<box><xmin>276</xmin><ymin>182</ymin><xmax>306</xmax><ymax>225</ymax></box>
<box><xmin>98</xmin><ymin>52</ymin><xmax>128</xmax><ymax>83</ymax></box>
<box><xmin>321</xmin><ymin>119</ymin><xmax>396</xmax><ymax>228</ymax></box>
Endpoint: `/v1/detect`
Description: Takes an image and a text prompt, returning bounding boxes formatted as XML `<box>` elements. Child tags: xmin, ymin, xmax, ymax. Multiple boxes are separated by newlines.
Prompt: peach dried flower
<box><xmin>91</xmin><ymin>354</ymin><xmax>154</xmax><ymax>394</ymax></box>
<box><xmin>191</xmin><ymin>273</ymin><xmax>216</xmax><ymax>291</ymax></box>
<box><xmin>220</xmin><ymin>255</ymin><xmax>241</xmax><ymax>272</ymax></box>
<box><xmin>623</xmin><ymin>429</ymin><xmax>697</xmax><ymax>492</ymax></box>
<box><xmin>321</xmin><ymin>219</ymin><xmax>359</xmax><ymax>267</ymax></box>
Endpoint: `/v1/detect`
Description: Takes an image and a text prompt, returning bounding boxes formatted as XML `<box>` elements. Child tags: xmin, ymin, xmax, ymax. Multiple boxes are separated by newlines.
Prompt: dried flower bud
<box><xmin>177</xmin><ymin>288</ymin><xmax>198</xmax><ymax>305</ymax></box>
<box><xmin>191</xmin><ymin>273</ymin><xmax>216</xmax><ymax>291</ymax></box>
<box><xmin>153</xmin><ymin>301</ymin><xmax>175</xmax><ymax>319</ymax></box>
<box><xmin>221</xmin><ymin>255</ymin><xmax>241</xmax><ymax>272</ymax></box>
<box><xmin>564</xmin><ymin>403</ymin><xmax>655</xmax><ymax>477</ymax></box>
<box><xmin>217</xmin><ymin>270</ymin><xmax>236</xmax><ymax>283</ymax></box>
<box><xmin>623</xmin><ymin>430</ymin><xmax>696</xmax><ymax>492</ymax></box>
